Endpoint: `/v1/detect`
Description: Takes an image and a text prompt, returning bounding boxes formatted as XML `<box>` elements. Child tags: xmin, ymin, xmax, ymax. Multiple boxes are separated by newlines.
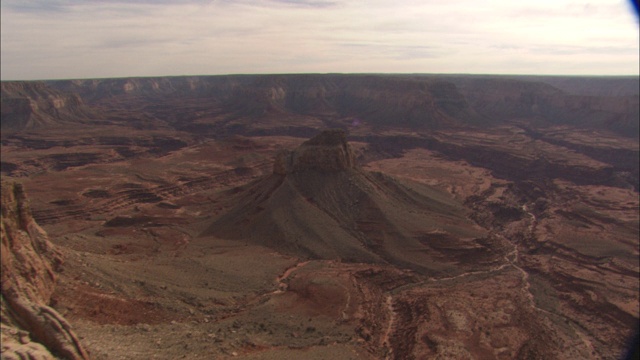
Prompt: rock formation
<box><xmin>203</xmin><ymin>130</ymin><xmax>496</xmax><ymax>275</ymax></box>
<box><xmin>1</xmin><ymin>182</ymin><xmax>89</xmax><ymax>360</ymax></box>
<box><xmin>273</xmin><ymin>129</ymin><xmax>356</xmax><ymax>174</ymax></box>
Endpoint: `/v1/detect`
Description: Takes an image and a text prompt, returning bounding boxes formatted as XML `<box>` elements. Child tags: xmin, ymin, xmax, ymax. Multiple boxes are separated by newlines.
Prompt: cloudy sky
<box><xmin>1</xmin><ymin>0</ymin><xmax>638</xmax><ymax>80</ymax></box>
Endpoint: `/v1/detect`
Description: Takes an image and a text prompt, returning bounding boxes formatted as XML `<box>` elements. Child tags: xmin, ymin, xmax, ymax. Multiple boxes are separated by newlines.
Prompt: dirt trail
<box><xmin>268</xmin><ymin>260</ymin><xmax>312</xmax><ymax>295</ymax></box>
<box><xmin>381</xmin><ymin>295</ymin><xmax>396</xmax><ymax>360</ymax></box>
<box><xmin>277</xmin><ymin>260</ymin><xmax>310</xmax><ymax>283</ymax></box>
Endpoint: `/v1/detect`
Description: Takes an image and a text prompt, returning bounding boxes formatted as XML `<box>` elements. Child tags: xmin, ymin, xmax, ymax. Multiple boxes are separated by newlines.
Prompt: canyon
<box><xmin>1</xmin><ymin>74</ymin><xmax>638</xmax><ymax>359</ymax></box>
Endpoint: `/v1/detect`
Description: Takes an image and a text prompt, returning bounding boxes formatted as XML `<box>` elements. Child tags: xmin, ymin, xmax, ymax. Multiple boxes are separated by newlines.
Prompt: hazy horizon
<box><xmin>3</xmin><ymin>72</ymin><xmax>640</xmax><ymax>83</ymax></box>
<box><xmin>2</xmin><ymin>0</ymin><xmax>639</xmax><ymax>81</ymax></box>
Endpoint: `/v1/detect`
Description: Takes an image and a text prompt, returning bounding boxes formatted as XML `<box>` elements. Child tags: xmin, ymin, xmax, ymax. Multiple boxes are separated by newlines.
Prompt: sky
<box><xmin>1</xmin><ymin>0</ymin><xmax>639</xmax><ymax>80</ymax></box>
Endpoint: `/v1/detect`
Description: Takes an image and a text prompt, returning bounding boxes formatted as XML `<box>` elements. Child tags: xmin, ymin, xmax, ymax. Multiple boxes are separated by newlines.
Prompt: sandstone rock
<box><xmin>1</xmin><ymin>328</ymin><xmax>56</xmax><ymax>360</ymax></box>
<box><xmin>1</xmin><ymin>183</ymin><xmax>60</xmax><ymax>302</ymax></box>
<box><xmin>1</xmin><ymin>182</ymin><xmax>89</xmax><ymax>360</ymax></box>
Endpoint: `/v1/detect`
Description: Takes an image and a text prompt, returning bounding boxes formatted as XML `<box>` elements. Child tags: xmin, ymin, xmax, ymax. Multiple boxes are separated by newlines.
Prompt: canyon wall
<box><xmin>0</xmin><ymin>82</ymin><xmax>97</xmax><ymax>131</ymax></box>
<box><xmin>2</xmin><ymin>74</ymin><xmax>637</xmax><ymax>136</ymax></box>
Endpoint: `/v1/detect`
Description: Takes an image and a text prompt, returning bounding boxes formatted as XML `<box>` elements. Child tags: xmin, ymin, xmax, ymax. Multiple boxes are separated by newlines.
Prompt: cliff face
<box><xmin>1</xmin><ymin>183</ymin><xmax>59</xmax><ymax>303</ymax></box>
<box><xmin>1</xmin><ymin>182</ymin><xmax>88</xmax><ymax>360</ymax></box>
<box><xmin>0</xmin><ymin>82</ymin><xmax>96</xmax><ymax>131</ymax></box>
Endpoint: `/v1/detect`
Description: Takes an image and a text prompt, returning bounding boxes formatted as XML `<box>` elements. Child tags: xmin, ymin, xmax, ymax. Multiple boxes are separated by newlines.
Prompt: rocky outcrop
<box><xmin>273</xmin><ymin>129</ymin><xmax>356</xmax><ymax>174</ymax></box>
<box><xmin>1</xmin><ymin>182</ymin><xmax>89</xmax><ymax>360</ymax></box>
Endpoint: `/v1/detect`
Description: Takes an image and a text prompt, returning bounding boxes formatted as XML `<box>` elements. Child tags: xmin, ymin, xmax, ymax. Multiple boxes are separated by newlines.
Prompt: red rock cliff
<box><xmin>1</xmin><ymin>182</ymin><xmax>89</xmax><ymax>360</ymax></box>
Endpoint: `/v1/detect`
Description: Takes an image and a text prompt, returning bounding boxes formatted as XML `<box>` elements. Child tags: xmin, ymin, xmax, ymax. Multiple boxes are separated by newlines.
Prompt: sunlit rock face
<box><xmin>1</xmin><ymin>182</ymin><xmax>60</xmax><ymax>303</ymax></box>
<box><xmin>1</xmin><ymin>182</ymin><xmax>89</xmax><ymax>360</ymax></box>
